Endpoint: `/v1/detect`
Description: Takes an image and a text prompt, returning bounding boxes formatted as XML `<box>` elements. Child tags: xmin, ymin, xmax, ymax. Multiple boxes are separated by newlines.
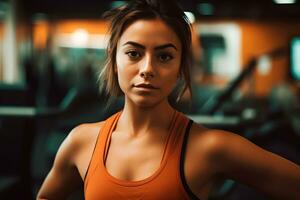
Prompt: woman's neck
<box><xmin>116</xmin><ymin>99</ymin><xmax>175</xmax><ymax>138</ymax></box>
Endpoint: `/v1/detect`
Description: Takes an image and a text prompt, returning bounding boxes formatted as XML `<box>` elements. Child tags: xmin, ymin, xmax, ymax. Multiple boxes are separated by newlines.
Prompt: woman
<box><xmin>37</xmin><ymin>0</ymin><xmax>300</xmax><ymax>199</ymax></box>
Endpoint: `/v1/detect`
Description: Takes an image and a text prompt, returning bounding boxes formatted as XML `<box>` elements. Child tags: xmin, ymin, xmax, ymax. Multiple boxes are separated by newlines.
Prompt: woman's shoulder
<box><xmin>189</xmin><ymin>122</ymin><xmax>247</xmax><ymax>163</ymax></box>
<box><xmin>55</xmin><ymin>121</ymin><xmax>106</xmax><ymax>170</ymax></box>
<box><xmin>67</xmin><ymin>121</ymin><xmax>106</xmax><ymax>149</ymax></box>
<box><xmin>188</xmin><ymin>122</ymin><xmax>270</xmax><ymax>172</ymax></box>
<box><xmin>190</xmin><ymin>122</ymin><xmax>237</xmax><ymax>145</ymax></box>
<box><xmin>66</xmin><ymin>111</ymin><xmax>120</xmax><ymax>153</ymax></box>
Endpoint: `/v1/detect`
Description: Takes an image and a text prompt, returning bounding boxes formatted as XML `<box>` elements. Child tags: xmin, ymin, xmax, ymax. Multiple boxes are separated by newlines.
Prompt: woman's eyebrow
<box><xmin>123</xmin><ymin>41</ymin><xmax>145</xmax><ymax>49</ymax></box>
<box><xmin>123</xmin><ymin>41</ymin><xmax>178</xmax><ymax>51</ymax></box>
<box><xmin>155</xmin><ymin>44</ymin><xmax>177</xmax><ymax>51</ymax></box>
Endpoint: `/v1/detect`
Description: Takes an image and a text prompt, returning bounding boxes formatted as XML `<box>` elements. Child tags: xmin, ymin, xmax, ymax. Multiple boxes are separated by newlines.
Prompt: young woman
<box><xmin>37</xmin><ymin>0</ymin><xmax>300</xmax><ymax>199</ymax></box>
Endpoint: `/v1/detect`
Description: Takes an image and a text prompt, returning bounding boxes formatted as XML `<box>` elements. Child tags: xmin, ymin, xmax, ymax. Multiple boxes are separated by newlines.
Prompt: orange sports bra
<box><xmin>84</xmin><ymin>110</ymin><xmax>199</xmax><ymax>200</ymax></box>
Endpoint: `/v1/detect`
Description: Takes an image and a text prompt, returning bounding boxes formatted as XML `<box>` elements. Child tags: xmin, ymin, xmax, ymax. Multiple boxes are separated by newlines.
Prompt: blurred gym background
<box><xmin>0</xmin><ymin>0</ymin><xmax>300</xmax><ymax>199</ymax></box>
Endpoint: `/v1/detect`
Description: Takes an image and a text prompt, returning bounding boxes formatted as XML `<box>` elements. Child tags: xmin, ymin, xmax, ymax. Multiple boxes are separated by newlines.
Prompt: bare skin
<box><xmin>37</xmin><ymin>120</ymin><xmax>300</xmax><ymax>200</ymax></box>
<box><xmin>37</xmin><ymin>19</ymin><xmax>300</xmax><ymax>200</ymax></box>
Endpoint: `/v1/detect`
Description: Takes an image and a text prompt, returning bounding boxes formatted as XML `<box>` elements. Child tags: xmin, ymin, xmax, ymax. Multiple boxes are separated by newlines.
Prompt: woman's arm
<box><xmin>36</xmin><ymin>126</ymin><xmax>84</xmax><ymax>200</ymax></box>
<box><xmin>207</xmin><ymin>130</ymin><xmax>300</xmax><ymax>200</ymax></box>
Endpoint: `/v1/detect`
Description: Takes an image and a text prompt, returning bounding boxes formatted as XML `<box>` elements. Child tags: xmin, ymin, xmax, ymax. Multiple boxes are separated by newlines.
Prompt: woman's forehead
<box><xmin>118</xmin><ymin>19</ymin><xmax>181</xmax><ymax>49</ymax></box>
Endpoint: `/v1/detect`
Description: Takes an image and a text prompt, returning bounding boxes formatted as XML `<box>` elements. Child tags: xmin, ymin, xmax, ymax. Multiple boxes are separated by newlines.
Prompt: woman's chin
<box><xmin>129</xmin><ymin>95</ymin><xmax>164</xmax><ymax>108</ymax></box>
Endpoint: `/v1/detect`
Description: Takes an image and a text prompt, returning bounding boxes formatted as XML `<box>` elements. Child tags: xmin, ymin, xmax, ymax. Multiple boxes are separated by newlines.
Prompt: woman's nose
<box><xmin>139</xmin><ymin>56</ymin><xmax>155</xmax><ymax>80</ymax></box>
<box><xmin>140</xmin><ymin>71</ymin><xmax>154</xmax><ymax>80</ymax></box>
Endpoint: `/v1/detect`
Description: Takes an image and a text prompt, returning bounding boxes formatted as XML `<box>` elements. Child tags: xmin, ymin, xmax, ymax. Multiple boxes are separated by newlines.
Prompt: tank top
<box><xmin>84</xmin><ymin>110</ymin><xmax>200</xmax><ymax>200</ymax></box>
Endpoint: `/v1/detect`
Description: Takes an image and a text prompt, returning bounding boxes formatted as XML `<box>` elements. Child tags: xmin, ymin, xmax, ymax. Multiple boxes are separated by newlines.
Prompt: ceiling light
<box><xmin>184</xmin><ymin>11</ymin><xmax>196</xmax><ymax>23</ymax></box>
<box><xmin>273</xmin><ymin>0</ymin><xmax>297</xmax><ymax>4</ymax></box>
<box><xmin>71</xmin><ymin>29</ymin><xmax>89</xmax><ymax>47</ymax></box>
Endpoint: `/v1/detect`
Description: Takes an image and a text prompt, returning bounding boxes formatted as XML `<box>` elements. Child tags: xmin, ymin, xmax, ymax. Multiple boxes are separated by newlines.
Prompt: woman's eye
<box><xmin>126</xmin><ymin>51</ymin><xmax>141</xmax><ymax>59</ymax></box>
<box><xmin>158</xmin><ymin>54</ymin><xmax>173</xmax><ymax>62</ymax></box>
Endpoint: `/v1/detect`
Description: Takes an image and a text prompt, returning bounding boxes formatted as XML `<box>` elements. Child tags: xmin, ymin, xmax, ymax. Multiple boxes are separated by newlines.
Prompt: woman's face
<box><xmin>116</xmin><ymin>18</ymin><xmax>182</xmax><ymax>107</ymax></box>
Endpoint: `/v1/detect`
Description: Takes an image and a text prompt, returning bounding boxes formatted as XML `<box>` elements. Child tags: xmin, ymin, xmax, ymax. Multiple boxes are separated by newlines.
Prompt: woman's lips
<box><xmin>133</xmin><ymin>83</ymin><xmax>159</xmax><ymax>94</ymax></box>
<box><xmin>134</xmin><ymin>83</ymin><xmax>159</xmax><ymax>89</ymax></box>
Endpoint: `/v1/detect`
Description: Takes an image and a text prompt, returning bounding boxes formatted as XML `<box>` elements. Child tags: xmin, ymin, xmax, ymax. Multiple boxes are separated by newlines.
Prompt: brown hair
<box><xmin>99</xmin><ymin>0</ymin><xmax>193</xmax><ymax>102</ymax></box>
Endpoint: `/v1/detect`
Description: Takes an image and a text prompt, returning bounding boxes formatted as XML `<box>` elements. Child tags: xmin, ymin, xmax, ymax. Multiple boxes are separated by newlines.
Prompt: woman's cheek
<box><xmin>117</xmin><ymin>65</ymin><xmax>135</xmax><ymax>93</ymax></box>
